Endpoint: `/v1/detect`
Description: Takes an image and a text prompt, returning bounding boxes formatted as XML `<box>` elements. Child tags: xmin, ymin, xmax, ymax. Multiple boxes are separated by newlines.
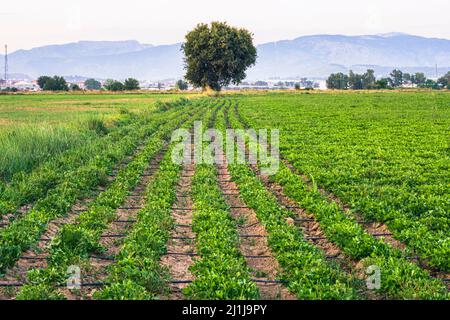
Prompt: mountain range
<box><xmin>1</xmin><ymin>33</ymin><xmax>449</xmax><ymax>81</ymax></box>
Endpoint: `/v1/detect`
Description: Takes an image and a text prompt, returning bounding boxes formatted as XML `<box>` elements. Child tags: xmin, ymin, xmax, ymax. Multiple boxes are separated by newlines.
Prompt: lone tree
<box><xmin>182</xmin><ymin>22</ymin><xmax>257</xmax><ymax>91</ymax></box>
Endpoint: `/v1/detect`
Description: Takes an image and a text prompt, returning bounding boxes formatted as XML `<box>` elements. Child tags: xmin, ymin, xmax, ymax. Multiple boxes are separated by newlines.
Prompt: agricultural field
<box><xmin>0</xmin><ymin>92</ymin><xmax>198</xmax><ymax>181</ymax></box>
<box><xmin>0</xmin><ymin>91</ymin><xmax>448</xmax><ymax>300</ymax></box>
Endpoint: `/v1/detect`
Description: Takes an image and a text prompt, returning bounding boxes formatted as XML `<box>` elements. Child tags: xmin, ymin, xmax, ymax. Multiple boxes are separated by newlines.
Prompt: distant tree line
<box><xmin>0</xmin><ymin>87</ymin><xmax>19</xmax><ymax>93</ymax></box>
<box><xmin>36</xmin><ymin>76</ymin><xmax>141</xmax><ymax>91</ymax></box>
<box><xmin>37</xmin><ymin>76</ymin><xmax>70</xmax><ymax>91</ymax></box>
<box><xmin>103</xmin><ymin>78</ymin><xmax>140</xmax><ymax>91</ymax></box>
<box><xmin>327</xmin><ymin>69</ymin><xmax>450</xmax><ymax>90</ymax></box>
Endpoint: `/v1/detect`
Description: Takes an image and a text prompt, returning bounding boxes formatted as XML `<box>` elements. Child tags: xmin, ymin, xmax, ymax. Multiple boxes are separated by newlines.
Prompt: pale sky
<box><xmin>2</xmin><ymin>0</ymin><xmax>450</xmax><ymax>52</ymax></box>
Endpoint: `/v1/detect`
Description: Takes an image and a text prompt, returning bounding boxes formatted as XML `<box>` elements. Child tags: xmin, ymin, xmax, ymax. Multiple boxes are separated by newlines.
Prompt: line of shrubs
<box><xmin>35</xmin><ymin>76</ymin><xmax>141</xmax><ymax>91</ymax></box>
<box><xmin>327</xmin><ymin>69</ymin><xmax>450</xmax><ymax>90</ymax></box>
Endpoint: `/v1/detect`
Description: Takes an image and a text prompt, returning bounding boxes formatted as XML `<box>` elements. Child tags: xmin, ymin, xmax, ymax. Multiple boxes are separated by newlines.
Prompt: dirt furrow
<box><xmin>0</xmin><ymin>148</ymin><xmax>139</xmax><ymax>232</ymax></box>
<box><xmin>251</xmin><ymin>165</ymin><xmax>383</xmax><ymax>299</ymax></box>
<box><xmin>227</xmin><ymin>103</ymin><xmax>378</xmax><ymax>299</ymax></box>
<box><xmin>0</xmin><ymin>197</ymin><xmax>95</xmax><ymax>299</ymax></box>
<box><xmin>0</xmin><ymin>145</ymin><xmax>156</xmax><ymax>300</ymax></box>
<box><xmin>160</xmin><ymin>140</ymin><xmax>196</xmax><ymax>300</ymax></box>
<box><xmin>64</xmin><ymin>147</ymin><xmax>168</xmax><ymax>300</ymax></box>
<box><xmin>233</xmin><ymin>101</ymin><xmax>449</xmax><ymax>288</ymax></box>
<box><xmin>280</xmin><ymin>160</ymin><xmax>450</xmax><ymax>282</ymax></box>
<box><xmin>282</xmin><ymin>160</ymin><xmax>407</xmax><ymax>248</ymax></box>
<box><xmin>216</xmin><ymin>150</ymin><xmax>294</xmax><ymax>300</ymax></box>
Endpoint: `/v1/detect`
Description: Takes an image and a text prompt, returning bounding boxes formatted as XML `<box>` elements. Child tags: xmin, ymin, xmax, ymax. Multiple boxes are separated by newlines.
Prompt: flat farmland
<box><xmin>0</xmin><ymin>92</ymin><xmax>198</xmax><ymax>126</ymax></box>
<box><xmin>0</xmin><ymin>91</ymin><xmax>448</xmax><ymax>300</ymax></box>
<box><xmin>0</xmin><ymin>93</ymin><xmax>198</xmax><ymax>181</ymax></box>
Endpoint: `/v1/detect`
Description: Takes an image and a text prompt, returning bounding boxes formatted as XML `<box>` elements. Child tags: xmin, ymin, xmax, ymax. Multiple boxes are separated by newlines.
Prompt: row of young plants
<box><xmin>231</xmin><ymin>100</ymin><xmax>449</xmax><ymax>299</ymax></box>
<box><xmin>279</xmin><ymin>137</ymin><xmax>450</xmax><ymax>272</ymax></box>
<box><xmin>93</xmin><ymin>104</ymin><xmax>214</xmax><ymax>299</ymax></box>
<box><xmin>0</xmin><ymin>103</ymin><xmax>195</xmax><ymax>275</ymax></box>
<box><xmin>15</xmin><ymin>102</ymin><xmax>205</xmax><ymax>300</ymax></box>
<box><xmin>219</xmin><ymin>103</ymin><xmax>361</xmax><ymax>299</ymax></box>
<box><xmin>0</xmin><ymin>110</ymin><xmax>155</xmax><ymax>219</ymax></box>
<box><xmin>1</xmin><ymin>99</ymin><xmax>200</xmax><ymax>217</ymax></box>
<box><xmin>232</xmin><ymin>94</ymin><xmax>449</xmax><ymax>272</ymax></box>
<box><xmin>183</xmin><ymin>164</ymin><xmax>259</xmax><ymax>299</ymax></box>
<box><xmin>182</xmin><ymin>102</ymin><xmax>258</xmax><ymax>300</ymax></box>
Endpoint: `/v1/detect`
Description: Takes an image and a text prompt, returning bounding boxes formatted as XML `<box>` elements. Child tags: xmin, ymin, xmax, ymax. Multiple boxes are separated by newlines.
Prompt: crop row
<box><xmin>233</xmin><ymin>94</ymin><xmax>449</xmax><ymax>272</ymax></box>
<box><xmin>183</xmin><ymin>101</ymin><xmax>258</xmax><ymax>299</ymax></box>
<box><xmin>15</xmin><ymin>101</ymin><xmax>205</xmax><ymax>299</ymax></box>
<box><xmin>183</xmin><ymin>163</ymin><xmax>259</xmax><ymax>300</ymax></box>
<box><xmin>216</xmin><ymin>102</ymin><xmax>361</xmax><ymax>299</ymax></box>
<box><xmin>0</xmin><ymin>110</ymin><xmax>162</xmax><ymax>218</ymax></box>
<box><xmin>95</xmin><ymin>103</ymin><xmax>215</xmax><ymax>299</ymax></box>
<box><xmin>0</xmin><ymin>101</ymin><xmax>196</xmax><ymax>275</ymax></box>
<box><xmin>231</xmin><ymin>100</ymin><xmax>448</xmax><ymax>299</ymax></box>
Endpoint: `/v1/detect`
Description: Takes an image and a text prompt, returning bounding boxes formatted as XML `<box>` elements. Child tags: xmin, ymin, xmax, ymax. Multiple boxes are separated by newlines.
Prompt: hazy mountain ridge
<box><xmin>2</xmin><ymin>34</ymin><xmax>449</xmax><ymax>80</ymax></box>
<box><xmin>249</xmin><ymin>33</ymin><xmax>450</xmax><ymax>79</ymax></box>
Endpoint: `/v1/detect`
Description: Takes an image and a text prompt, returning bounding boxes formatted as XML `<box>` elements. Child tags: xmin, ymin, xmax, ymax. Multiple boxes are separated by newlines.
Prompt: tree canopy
<box><xmin>325</xmin><ymin>68</ymin><xmax>449</xmax><ymax>90</ymax></box>
<box><xmin>326</xmin><ymin>73</ymin><xmax>349</xmax><ymax>89</ymax></box>
<box><xmin>37</xmin><ymin>76</ymin><xmax>51</xmax><ymax>89</ymax></box>
<box><xmin>437</xmin><ymin>71</ymin><xmax>450</xmax><ymax>89</ymax></box>
<box><xmin>37</xmin><ymin>76</ymin><xmax>69</xmax><ymax>91</ymax></box>
<box><xmin>84</xmin><ymin>78</ymin><xmax>102</xmax><ymax>90</ymax></box>
<box><xmin>389</xmin><ymin>69</ymin><xmax>403</xmax><ymax>87</ymax></box>
<box><xmin>70</xmin><ymin>84</ymin><xmax>81</xmax><ymax>91</ymax></box>
<box><xmin>104</xmin><ymin>79</ymin><xmax>125</xmax><ymax>91</ymax></box>
<box><xmin>182</xmin><ymin>22</ymin><xmax>257</xmax><ymax>91</ymax></box>
<box><xmin>176</xmin><ymin>79</ymin><xmax>189</xmax><ymax>91</ymax></box>
<box><xmin>124</xmin><ymin>78</ymin><xmax>140</xmax><ymax>90</ymax></box>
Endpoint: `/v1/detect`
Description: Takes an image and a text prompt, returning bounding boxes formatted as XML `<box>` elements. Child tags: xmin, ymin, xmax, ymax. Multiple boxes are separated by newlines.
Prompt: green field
<box><xmin>0</xmin><ymin>93</ymin><xmax>198</xmax><ymax>181</ymax></box>
<box><xmin>0</xmin><ymin>91</ymin><xmax>448</xmax><ymax>300</ymax></box>
<box><xmin>235</xmin><ymin>91</ymin><xmax>450</xmax><ymax>271</ymax></box>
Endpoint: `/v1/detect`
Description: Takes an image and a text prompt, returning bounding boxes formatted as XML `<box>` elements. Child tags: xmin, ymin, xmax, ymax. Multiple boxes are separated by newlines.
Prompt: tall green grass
<box><xmin>0</xmin><ymin>118</ymin><xmax>107</xmax><ymax>182</ymax></box>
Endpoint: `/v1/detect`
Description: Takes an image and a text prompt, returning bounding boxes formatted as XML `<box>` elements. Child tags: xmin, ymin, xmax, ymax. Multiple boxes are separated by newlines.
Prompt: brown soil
<box><xmin>0</xmin><ymin>143</ymin><xmax>153</xmax><ymax>300</ymax></box>
<box><xmin>65</xmin><ymin>147</ymin><xmax>168</xmax><ymax>300</ymax></box>
<box><xmin>0</xmin><ymin>196</ymin><xmax>93</xmax><ymax>300</ymax></box>
<box><xmin>281</xmin><ymin>160</ymin><xmax>450</xmax><ymax>282</ymax></box>
<box><xmin>231</xmin><ymin>102</ymin><xmax>448</xmax><ymax>295</ymax></box>
<box><xmin>251</xmin><ymin>165</ymin><xmax>386</xmax><ymax>299</ymax></box>
<box><xmin>160</xmin><ymin>138</ymin><xmax>196</xmax><ymax>300</ymax></box>
<box><xmin>0</xmin><ymin>204</ymin><xmax>32</xmax><ymax>230</ymax></box>
<box><xmin>228</xmin><ymin>105</ymin><xmax>379</xmax><ymax>299</ymax></box>
<box><xmin>216</xmin><ymin>150</ymin><xmax>295</xmax><ymax>300</ymax></box>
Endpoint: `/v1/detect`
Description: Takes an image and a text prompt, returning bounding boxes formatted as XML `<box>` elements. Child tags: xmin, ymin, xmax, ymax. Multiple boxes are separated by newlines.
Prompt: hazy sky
<box><xmin>2</xmin><ymin>0</ymin><xmax>450</xmax><ymax>52</ymax></box>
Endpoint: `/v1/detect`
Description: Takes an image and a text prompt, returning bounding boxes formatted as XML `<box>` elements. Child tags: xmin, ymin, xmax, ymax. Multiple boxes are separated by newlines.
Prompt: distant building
<box><xmin>11</xmin><ymin>80</ymin><xmax>39</xmax><ymax>91</ymax></box>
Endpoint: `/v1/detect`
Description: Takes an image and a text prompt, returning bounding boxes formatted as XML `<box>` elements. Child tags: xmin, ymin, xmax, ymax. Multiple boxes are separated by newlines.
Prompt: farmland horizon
<box><xmin>2</xmin><ymin>31</ymin><xmax>450</xmax><ymax>81</ymax></box>
<box><xmin>0</xmin><ymin>0</ymin><xmax>449</xmax><ymax>308</ymax></box>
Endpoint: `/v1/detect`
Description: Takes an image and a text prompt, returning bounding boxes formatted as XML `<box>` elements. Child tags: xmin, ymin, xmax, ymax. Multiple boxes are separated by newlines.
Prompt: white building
<box><xmin>11</xmin><ymin>81</ymin><xmax>39</xmax><ymax>91</ymax></box>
